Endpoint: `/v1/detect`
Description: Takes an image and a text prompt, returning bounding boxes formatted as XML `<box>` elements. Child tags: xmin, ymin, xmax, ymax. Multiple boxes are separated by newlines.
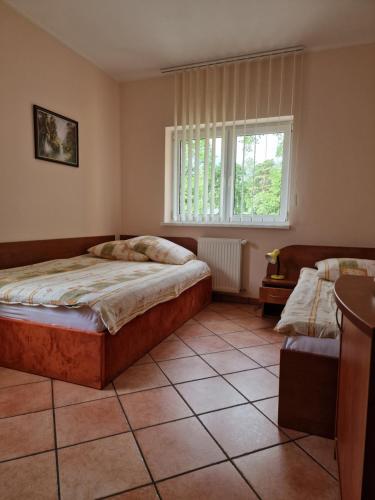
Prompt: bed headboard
<box><xmin>0</xmin><ymin>235</ymin><xmax>115</xmax><ymax>269</ymax></box>
<box><xmin>120</xmin><ymin>235</ymin><xmax>198</xmax><ymax>255</ymax></box>
<box><xmin>267</xmin><ymin>245</ymin><xmax>375</xmax><ymax>282</ymax></box>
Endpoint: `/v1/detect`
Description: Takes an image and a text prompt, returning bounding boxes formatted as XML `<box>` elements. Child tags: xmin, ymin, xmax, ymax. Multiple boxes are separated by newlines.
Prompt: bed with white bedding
<box><xmin>0</xmin><ymin>255</ymin><xmax>210</xmax><ymax>334</ymax></box>
<box><xmin>0</xmin><ymin>235</ymin><xmax>212</xmax><ymax>388</ymax></box>
<box><xmin>275</xmin><ymin>267</ymin><xmax>341</xmax><ymax>339</ymax></box>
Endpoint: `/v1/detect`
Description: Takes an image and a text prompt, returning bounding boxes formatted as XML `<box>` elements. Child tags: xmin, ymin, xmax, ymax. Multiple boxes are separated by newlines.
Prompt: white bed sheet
<box><xmin>0</xmin><ymin>303</ymin><xmax>105</xmax><ymax>332</ymax></box>
<box><xmin>275</xmin><ymin>267</ymin><xmax>340</xmax><ymax>338</ymax></box>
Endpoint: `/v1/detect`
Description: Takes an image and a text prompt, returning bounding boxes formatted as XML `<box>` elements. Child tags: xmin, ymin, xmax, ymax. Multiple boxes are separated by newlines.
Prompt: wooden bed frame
<box><xmin>0</xmin><ymin>235</ymin><xmax>212</xmax><ymax>388</ymax></box>
<box><xmin>266</xmin><ymin>244</ymin><xmax>375</xmax><ymax>282</ymax></box>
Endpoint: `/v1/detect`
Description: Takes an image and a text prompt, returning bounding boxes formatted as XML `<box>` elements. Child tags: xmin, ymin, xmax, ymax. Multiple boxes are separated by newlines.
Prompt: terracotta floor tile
<box><xmin>0</xmin><ymin>367</ymin><xmax>48</xmax><ymax>389</ymax></box>
<box><xmin>114</xmin><ymin>364</ymin><xmax>170</xmax><ymax>395</ymax></box>
<box><xmin>220</xmin><ymin>310</ymin><xmax>255</xmax><ymax>321</ymax></box>
<box><xmin>55</xmin><ymin>397</ymin><xmax>129</xmax><ymax>447</ymax></box>
<box><xmin>241</xmin><ymin>343</ymin><xmax>283</xmax><ymax>367</ymax></box>
<box><xmin>194</xmin><ymin>310</ymin><xmax>225</xmax><ymax>322</ymax></box>
<box><xmin>201</xmin><ymin>404</ymin><xmax>288</xmax><ymax>457</ymax></box>
<box><xmin>175</xmin><ymin>322</ymin><xmax>214</xmax><ymax>339</ymax></box>
<box><xmin>158</xmin><ymin>356</ymin><xmax>216</xmax><ymax>384</ymax></box>
<box><xmin>298</xmin><ymin>435</ymin><xmax>338</xmax><ymax>478</ymax></box>
<box><xmin>176</xmin><ymin>377</ymin><xmax>246</xmax><ymax>413</ymax></box>
<box><xmin>160</xmin><ymin>333</ymin><xmax>179</xmax><ymax>343</ymax></box>
<box><xmin>224</xmin><ymin>368</ymin><xmax>279</xmax><ymax>401</ymax></box>
<box><xmin>202</xmin><ymin>350</ymin><xmax>259</xmax><ymax>374</ymax></box>
<box><xmin>202</xmin><ymin>320</ymin><xmax>245</xmax><ymax>334</ymax></box>
<box><xmin>236</xmin><ymin>303</ymin><xmax>260</xmax><ymax>313</ymax></box>
<box><xmin>207</xmin><ymin>302</ymin><xmax>240</xmax><ymax>313</ymax></box>
<box><xmin>235</xmin><ymin>442</ymin><xmax>339</xmax><ymax>500</ymax></box>
<box><xmin>120</xmin><ymin>386</ymin><xmax>192</xmax><ymax>429</ymax></box>
<box><xmin>157</xmin><ymin>461</ymin><xmax>257</xmax><ymax>499</ymax></box>
<box><xmin>254</xmin><ymin>397</ymin><xmax>307</xmax><ymax>439</ymax></box>
<box><xmin>0</xmin><ymin>451</ymin><xmax>58</xmax><ymax>500</ymax></box>
<box><xmin>135</xmin><ymin>417</ymin><xmax>225</xmax><ymax>480</ymax></box>
<box><xmin>234</xmin><ymin>316</ymin><xmax>278</xmax><ymax>330</ymax></box>
<box><xmin>134</xmin><ymin>353</ymin><xmax>155</xmax><ymax>366</ymax></box>
<box><xmin>107</xmin><ymin>485</ymin><xmax>158</xmax><ymax>499</ymax></box>
<box><xmin>183</xmin><ymin>335</ymin><xmax>234</xmax><ymax>354</ymax></box>
<box><xmin>0</xmin><ymin>410</ymin><xmax>54</xmax><ymax>461</ymax></box>
<box><xmin>219</xmin><ymin>330</ymin><xmax>266</xmax><ymax>348</ymax></box>
<box><xmin>53</xmin><ymin>380</ymin><xmax>115</xmax><ymax>407</ymax></box>
<box><xmin>267</xmin><ymin>365</ymin><xmax>280</xmax><ymax>377</ymax></box>
<box><xmin>0</xmin><ymin>381</ymin><xmax>52</xmax><ymax>418</ymax></box>
<box><xmin>58</xmin><ymin>433</ymin><xmax>150</xmax><ymax>499</ymax></box>
<box><xmin>150</xmin><ymin>339</ymin><xmax>195</xmax><ymax>361</ymax></box>
<box><xmin>252</xmin><ymin>327</ymin><xmax>286</xmax><ymax>343</ymax></box>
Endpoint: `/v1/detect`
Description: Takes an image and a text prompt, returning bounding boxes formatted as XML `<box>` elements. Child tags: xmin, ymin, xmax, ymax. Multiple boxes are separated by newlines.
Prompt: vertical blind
<box><xmin>172</xmin><ymin>50</ymin><xmax>302</xmax><ymax>224</ymax></box>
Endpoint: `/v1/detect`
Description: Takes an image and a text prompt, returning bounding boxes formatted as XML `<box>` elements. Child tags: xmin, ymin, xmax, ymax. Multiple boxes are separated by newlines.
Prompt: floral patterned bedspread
<box><xmin>0</xmin><ymin>255</ymin><xmax>211</xmax><ymax>334</ymax></box>
<box><xmin>275</xmin><ymin>267</ymin><xmax>340</xmax><ymax>339</ymax></box>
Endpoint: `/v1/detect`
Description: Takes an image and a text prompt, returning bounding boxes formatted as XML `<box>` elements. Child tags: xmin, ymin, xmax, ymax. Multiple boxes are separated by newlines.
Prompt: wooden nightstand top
<box><xmin>262</xmin><ymin>277</ymin><xmax>297</xmax><ymax>288</ymax></box>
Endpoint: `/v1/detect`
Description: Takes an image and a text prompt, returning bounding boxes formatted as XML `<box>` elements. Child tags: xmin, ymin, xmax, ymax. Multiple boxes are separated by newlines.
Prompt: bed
<box><xmin>267</xmin><ymin>245</ymin><xmax>375</xmax><ymax>339</ymax></box>
<box><xmin>0</xmin><ymin>235</ymin><xmax>212</xmax><ymax>388</ymax></box>
<box><xmin>275</xmin><ymin>267</ymin><xmax>340</xmax><ymax>338</ymax></box>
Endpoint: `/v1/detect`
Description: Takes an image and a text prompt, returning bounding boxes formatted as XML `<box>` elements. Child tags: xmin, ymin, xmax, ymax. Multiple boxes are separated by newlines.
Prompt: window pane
<box><xmin>180</xmin><ymin>137</ymin><xmax>222</xmax><ymax>217</ymax></box>
<box><xmin>234</xmin><ymin>132</ymin><xmax>284</xmax><ymax>216</ymax></box>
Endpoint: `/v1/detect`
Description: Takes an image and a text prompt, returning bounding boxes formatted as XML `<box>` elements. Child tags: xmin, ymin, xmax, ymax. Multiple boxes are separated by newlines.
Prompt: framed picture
<box><xmin>33</xmin><ymin>105</ymin><xmax>79</xmax><ymax>167</ymax></box>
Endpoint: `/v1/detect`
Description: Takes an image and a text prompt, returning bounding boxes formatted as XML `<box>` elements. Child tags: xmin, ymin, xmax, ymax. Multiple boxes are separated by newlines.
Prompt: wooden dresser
<box><xmin>334</xmin><ymin>276</ymin><xmax>375</xmax><ymax>500</ymax></box>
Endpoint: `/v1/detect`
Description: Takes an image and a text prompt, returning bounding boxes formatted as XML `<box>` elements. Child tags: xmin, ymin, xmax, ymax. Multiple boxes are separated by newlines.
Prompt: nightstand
<box><xmin>259</xmin><ymin>277</ymin><xmax>297</xmax><ymax>316</ymax></box>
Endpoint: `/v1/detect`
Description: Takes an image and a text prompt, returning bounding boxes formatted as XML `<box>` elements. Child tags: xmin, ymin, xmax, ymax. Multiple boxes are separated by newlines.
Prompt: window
<box><xmin>166</xmin><ymin>117</ymin><xmax>292</xmax><ymax>227</ymax></box>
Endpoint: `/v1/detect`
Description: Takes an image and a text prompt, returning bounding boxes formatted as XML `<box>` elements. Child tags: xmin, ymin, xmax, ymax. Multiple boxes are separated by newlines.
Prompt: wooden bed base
<box><xmin>0</xmin><ymin>235</ymin><xmax>211</xmax><ymax>388</ymax></box>
<box><xmin>0</xmin><ymin>277</ymin><xmax>211</xmax><ymax>389</ymax></box>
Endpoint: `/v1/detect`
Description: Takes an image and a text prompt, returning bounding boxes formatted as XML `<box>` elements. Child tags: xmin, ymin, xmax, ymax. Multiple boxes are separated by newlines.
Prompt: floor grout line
<box><xmin>292</xmin><ymin>437</ymin><xmax>339</xmax><ymax>482</ymax></box>
<box><xmin>175</xmin><ymin>324</ymin><xmax>339</xmax><ymax>484</ymax></box>
<box><xmin>147</xmin><ymin>352</ymin><xmax>262</xmax><ymax>499</ymax></box>
<box><xmin>111</xmin><ymin>381</ymin><xmax>163</xmax><ymax>499</ymax></box>
<box><xmin>50</xmin><ymin>379</ymin><xmax>62</xmax><ymax>500</ymax></box>
<box><xmin>0</xmin><ymin>304</ymin><xmax>338</xmax><ymax>498</ymax></box>
<box><xmin>0</xmin><ymin>378</ymin><xmax>50</xmax><ymax>391</ymax></box>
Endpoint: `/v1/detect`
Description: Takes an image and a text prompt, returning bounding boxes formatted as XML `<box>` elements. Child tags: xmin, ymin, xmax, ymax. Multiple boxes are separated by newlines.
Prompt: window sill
<box><xmin>161</xmin><ymin>221</ymin><xmax>291</xmax><ymax>229</ymax></box>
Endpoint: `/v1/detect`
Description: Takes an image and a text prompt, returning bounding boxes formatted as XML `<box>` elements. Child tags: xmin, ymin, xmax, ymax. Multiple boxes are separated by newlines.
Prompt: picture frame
<box><xmin>33</xmin><ymin>105</ymin><xmax>79</xmax><ymax>167</ymax></box>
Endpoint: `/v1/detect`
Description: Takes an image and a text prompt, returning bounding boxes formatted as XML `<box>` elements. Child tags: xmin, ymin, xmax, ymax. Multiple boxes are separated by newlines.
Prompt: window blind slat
<box><xmin>173</xmin><ymin>73</ymin><xmax>179</xmax><ymax>221</ymax></box>
<box><xmin>187</xmin><ymin>71</ymin><xmax>194</xmax><ymax>219</ymax></box>
<box><xmin>194</xmin><ymin>69</ymin><xmax>201</xmax><ymax>220</ymax></box>
<box><xmin>180</xmin><ymin>71</ymin><xmax>187</xmax><ymax>220</ymax></box>
<box><xmin>171</xmin><ymin>50</ymin><xmax>301</xmax><ymax>226</ymax></box>
<box><xmin>203</xmin><ymin>67</ymin><xmax>210</xmax><ymax>220</ymax></box>
<box><xmin>220</xmin><ymin>65</ymin><xmax>227</xmax><ymax>222</ymax></box>
<box><xmin>210</xmin><ymin>67</ymin><xmax>217</xmax><ymax>220</ymax></box>
<box><xmin>240</xmin><ymin>61</ymin><xmax>250</xmax><ymax>221</ymax></box>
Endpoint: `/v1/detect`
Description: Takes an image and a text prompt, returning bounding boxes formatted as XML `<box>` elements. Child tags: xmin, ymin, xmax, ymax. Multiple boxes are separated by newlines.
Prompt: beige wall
<box><xmin>2</xmin><ymin>1</ymin><xmax>374</xmax><ymax>298</ymax></box>
<box><xmin>120</xmin><ymin>43</ymin><xmax>375</xmax><ymax>297</ymax></box>
<box><xmin>0</xmin><ymin>1</ymin><xmax>121</xmax><ymax>242</ymax></box>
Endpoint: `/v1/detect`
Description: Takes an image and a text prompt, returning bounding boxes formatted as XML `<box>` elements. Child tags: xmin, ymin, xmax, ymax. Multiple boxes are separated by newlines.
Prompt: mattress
<box><xmin>0</xmin><ymin>255</ymin><xmax>211</xmax><ymax>334</ymax></box>
<box><xmin>275</xmin><ymin>267</ymin><xmax>340</xmax><ymax>339</ymax></box>
<box><xmin>0</xmin><ymin>303</ymin><xmax>104</xmax><ymax>332</ymax></box>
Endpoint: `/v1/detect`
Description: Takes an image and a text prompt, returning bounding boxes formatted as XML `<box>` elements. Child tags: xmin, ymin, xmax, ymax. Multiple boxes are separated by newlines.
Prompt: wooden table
<box><xmin>335</xmin><ymin>276</ymin><xmax>375</xmax><ymax>500</ymax></box>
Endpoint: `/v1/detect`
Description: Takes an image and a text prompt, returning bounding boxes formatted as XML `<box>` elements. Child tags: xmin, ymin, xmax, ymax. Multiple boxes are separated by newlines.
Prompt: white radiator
<box><xmin>197</xmin><ymin>238</ymin><xmax>246</xmax><ymax>293</ymax></box>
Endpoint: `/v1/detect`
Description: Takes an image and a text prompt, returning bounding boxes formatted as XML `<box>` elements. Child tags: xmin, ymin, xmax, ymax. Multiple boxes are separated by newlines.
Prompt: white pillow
<box><xmin>124</xmin><ymin>236</ymin><xmax>196</xmax><ymax>265</ymax></box>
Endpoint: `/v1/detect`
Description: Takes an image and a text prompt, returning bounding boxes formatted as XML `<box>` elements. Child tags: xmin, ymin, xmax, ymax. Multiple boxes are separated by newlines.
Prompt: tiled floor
<box><xmin>0</xmin><ymin>302</ymin><xmax>340</xmax><ymax>500</ymax></box>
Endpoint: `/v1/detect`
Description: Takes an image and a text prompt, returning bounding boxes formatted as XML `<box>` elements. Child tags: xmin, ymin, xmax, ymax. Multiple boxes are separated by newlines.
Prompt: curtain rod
<box><xmin>160</xmin><ymin>45</ymin><xmax>304</xmax><ymax>74</ymax></box>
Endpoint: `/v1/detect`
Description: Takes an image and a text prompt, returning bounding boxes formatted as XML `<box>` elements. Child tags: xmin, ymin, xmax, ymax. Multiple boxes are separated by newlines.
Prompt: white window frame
<box><xmin>164</xmin><ymin>116</ymin><xmax>293</xmax><ymax>228</ymax></box>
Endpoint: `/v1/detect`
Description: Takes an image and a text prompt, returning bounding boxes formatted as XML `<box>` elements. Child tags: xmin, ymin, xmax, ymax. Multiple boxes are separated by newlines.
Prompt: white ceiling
<box><xmin>6</xmin><ymin>0</ymin><xmax>375</xmax><ymax>81</ymax></box>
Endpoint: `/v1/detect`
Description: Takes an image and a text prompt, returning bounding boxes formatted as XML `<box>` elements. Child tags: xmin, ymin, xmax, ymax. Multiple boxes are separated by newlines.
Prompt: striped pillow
<box><xmin>316</xmin><ymin>258</ymin><xmax>375</xmax><ymax>282</ymax></box>
<box><xmin>87</xmin><ymin>241</ymin><xmax>149</xmax><ymax>262</ymax></box>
